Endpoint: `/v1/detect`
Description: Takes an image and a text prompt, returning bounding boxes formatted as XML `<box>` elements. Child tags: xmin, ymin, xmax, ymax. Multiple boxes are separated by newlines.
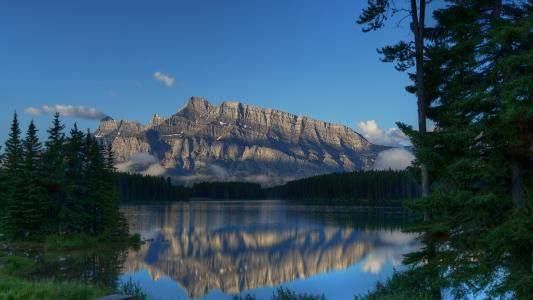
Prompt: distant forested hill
<box><xmin>266</xmin><ymin>170</ymin><xmax>419</xmax><ymax>206</ymax></box>
<box><xmin>117</xmin><ymin>170</ymin><xmax>418</xmax><ymax>206</ymax></box>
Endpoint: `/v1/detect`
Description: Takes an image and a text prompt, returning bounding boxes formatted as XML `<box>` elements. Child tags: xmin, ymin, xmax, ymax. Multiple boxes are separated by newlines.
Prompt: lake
<box><xmin>119</xmin><ymin>200</ymin><xmax>420</xmax><ymax>300</ymax></box>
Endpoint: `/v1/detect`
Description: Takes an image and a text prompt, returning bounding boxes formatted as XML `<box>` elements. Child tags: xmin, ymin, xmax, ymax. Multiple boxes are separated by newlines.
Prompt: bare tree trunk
<box><xmin>411</xmin><ymin>0</ymin><xmax>429</xmax><ymax>220</ymax></box>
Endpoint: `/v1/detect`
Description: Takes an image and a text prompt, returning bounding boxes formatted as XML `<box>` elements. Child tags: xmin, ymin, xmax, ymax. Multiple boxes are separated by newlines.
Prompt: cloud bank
<box><xmin>24</xmin><ymin>105</ymin><xmax>107</xmax><ymax>120</ymax></box>
<box><xmin>373</xmin><ymin>148</ymin><xmax>415</xmax><ymax>171</ymax></box>
<box><xmin>153</xmin><ymin>71</ymin><xmax>175</xmax><ymax>87</ymax></box>
<box><xmin>115</xmin><ymin>152</ymin><xmax>166</xmax><ymax>176</ymax></box>
<box><xmin>357</xmin><ymin>120</ymin><xmax>410</xmax><ymax>147</ymax></box>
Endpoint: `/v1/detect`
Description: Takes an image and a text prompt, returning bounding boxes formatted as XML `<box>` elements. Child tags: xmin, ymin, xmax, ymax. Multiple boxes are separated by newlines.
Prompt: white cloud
<box><xmin>24</xmin><ymin>107</ymin><xmax>42</xmax><ymax>116</ymax></box>
<box><xmin>144</xmin><ymin>164</ymin><xmax>166</xmax><ymax>176</ymax></box>
<box><xmin>115</xmin><ymin>152</ymin><xmax>167</xmax><ymax>177</ymax></box>
<box><xmin>357</xmin><ymin>120</ymin><xmax>410</xmax><ymax>147</ymax></box>
<box><xmin>153</xmin><ymin>71</ymin><xmax>175</xmax><ymax>87</ymax></box>
<box><xmin>373</xmin><ymin>148</ymin><xmax>415</xmax><ymax>170</ymax></box>
<box><xmin>208</xmin><ymin>164</ymin><xmax>229</xmax><ymax>179</ymax></box>
<box><xmin>24</xmin><ymin>104</ymin><xmax>107</xmax><ymax>120</ymax></box>
<box><xmin>362</xmin><ymin>253</ymin><xmax>387</xmax><ymax>274</ymax></box>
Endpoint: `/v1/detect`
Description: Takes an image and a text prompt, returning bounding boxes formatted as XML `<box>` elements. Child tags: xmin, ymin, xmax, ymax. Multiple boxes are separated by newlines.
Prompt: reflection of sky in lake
<box><xmin>120</xmin><ymin>201</ymin><xmax>420</xmax><ymax>300</ymax></box>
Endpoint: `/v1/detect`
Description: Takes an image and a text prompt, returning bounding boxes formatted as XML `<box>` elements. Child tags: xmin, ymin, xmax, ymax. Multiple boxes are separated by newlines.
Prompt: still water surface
<box><xmin>119</xmin><ymin>200</ymin><xmax>419</xmax><ymax>300</ymax></box>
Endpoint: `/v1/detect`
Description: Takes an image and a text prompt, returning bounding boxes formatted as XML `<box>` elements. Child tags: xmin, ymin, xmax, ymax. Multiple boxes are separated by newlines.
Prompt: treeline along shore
<box><xmin>0</xmin><ymin>113</ymin><xmax>142</xmax><ymax>299</ymax></box>
<box><xmin>0</xmin><ymin>113</ymin><xmax>134</xmax><ymax>242</ymax></box>
<box><xmin>118</xmin><ymin>169</ymin><xmax>419</xmax><ymax>206</ymax></box>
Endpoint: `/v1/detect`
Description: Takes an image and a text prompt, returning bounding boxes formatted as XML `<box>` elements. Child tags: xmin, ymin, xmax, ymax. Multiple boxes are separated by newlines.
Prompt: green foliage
<box><xmin>117</xmin><ymin>170</ymin><xmax>418</xmax><ymax>205</ymax></box>
<box><xmin>41</xmin><ymin>113</ymin><xmax>67</xmax><ymax>234</ymax></box>
<box><xmin>363</xmin><ymin>1</ymin><xmax>533</xmax><ymax>299</ymax></box>
<box><xmin>271</xmin><ymin>288</ymin><xmax>325</xmax><ymax>300</ymax></box>
<box><xmin>191</xmin><ymin>181</ymin><xmax>264</xmax><ymax>200</ymax></box>
<box><xmin>43</xmin><ymin>233</ymin><xmax>141</xmax><ymax>252</ymax></box>
<box><xmin>0</xmin><ymin>256</ymin><xmax>36</xmax><ymax>277</ymax></box>
<box><xmin>2</xmin><ymin>113</ymin><xmax>24</xmax><ymax>238</ymax></box>
<box><xmin>117</xmin><ymin>277</ymin><xmax>149</xmax><ymax>300</ymax></box>
<box><xmin>17</xmin><ymin>121</ymin><xmax>46</xmax><ymax>238</ymax></box>
<box><xmin>0</xmin><ymin>115</ymin><xmax>130</xmax><ymax>242</ymax></box>
<box><xmin>44</xmin><ymin>234</ymin><xmax>97</xmax><ymax>251</ymax></box>
<box><xmin>0</xmin><ymin>145</ymin><xmax>5</xmax><ymax>221</ymax></box>
<box><xmin>233</xmin><ymin>288</ymin><xmax>325</xmax><ymax>300</ymax></box>
<box><xmin>357</xmin><ymin>0</ymin><xmax>389</xmax><ymax>32</ymax></box>
<box><xmin>0</xmin><ymin>276</ymin><xmax>109</xmax><ymax>300</ymax></box>
<box><xmin>268</xmin><ymin>170</ymin><xmax>419</xmax><ymax>205</ymax></box>
<box><xmin>3</xmin><ymin>112</ymin><xmax>23</xmax><ymax>178</ymax></box>
<box><xmin>117</xmin><ymin>173</ymin><xmax>189</xmax><ymax>203</ymax></box>
<box><xmin>355</xmin><ymin>270</ymin><xmax>437</xmax><ymax>300</ymax></box>
<box><xmin>0</xmin><ymin>237</ymin><xmax>134</xmax><ymax>298</ymax></box>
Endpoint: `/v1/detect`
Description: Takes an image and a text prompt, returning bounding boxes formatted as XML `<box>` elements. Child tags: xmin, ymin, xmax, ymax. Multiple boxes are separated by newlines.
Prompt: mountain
<box><xmin>96</xmin><ymin>97</ymin><xmax>386</xmax><ymax>185</ymax></box>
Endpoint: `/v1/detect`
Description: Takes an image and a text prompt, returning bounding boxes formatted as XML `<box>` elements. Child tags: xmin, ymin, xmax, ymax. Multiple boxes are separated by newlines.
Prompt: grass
<box><xmin>44</xmin><ymin>233</ymin><xmax>142</xmax><ymax>251</ymax></box>
<box><xmin>0</xmin><ymin>275</ymin><xmax>109</xmax><ymax>300</ymax></box>
<box><xmin>0</xmin><ymin>234</ymin><xmax>145</xmax><ymax>300</ymax></box>
<box><xmin>233</xmin><ymin>287</ymin><xmax>325</xmax><ymax>300</ymax></box>
<box><xmin>353</xmin><ymin>270</ymin><xmax>435</xmax><ymax>300</ymax></box>
<box><xmin>0</xmin><ymin>250</ymin><xmax>110</xmax><ymax>299</ymax></box>
<box><xmin>117</xmin><ymin>278</ymin><xmax>149</xmax><ymax>300</ymax></box>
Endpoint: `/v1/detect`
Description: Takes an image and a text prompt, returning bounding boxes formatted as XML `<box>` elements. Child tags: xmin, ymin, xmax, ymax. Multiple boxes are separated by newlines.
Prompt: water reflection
<box><xmin>121</xmin><ymin>201</ymin><xmax>419</xmax><ymax>299</ymax></box>
<box><xmin>0</xmin><ymin>243</ymin><xmax>128</xmax><ymax>290</ymax></box>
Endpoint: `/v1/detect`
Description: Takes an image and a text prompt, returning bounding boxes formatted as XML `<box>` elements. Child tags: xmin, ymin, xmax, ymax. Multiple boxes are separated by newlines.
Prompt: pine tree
<box><xmin>105</xmin><ymin>142</ymin><xmax>115</xmax><ymax>172</ymax></box>
<box><xmin>358</xmin><ymin>0</ymin><xmax>432</xmax><ymax>218</ymax></box>
<box><xmin>2</xmin><ymin>113</ymin><xmax>24</xmax><ymax>237</ymax></box>
<box><xmin>394</xmin><ymin>1</ymin><xmax>532</xmax><ymax>298</ymax></box>
<box><xmin>0</xmin><ymin>145</ymin><xmax>6</xmax><ymax>226</ymax></box>
<box><xmin>62</xmin><ymin>123</ymin><xmax>86</xmax><ymax>234</ymax></box>
<box><xmin>4</xmin><ymin>113</ymin><xmax>23</xmax><ymax>178</ymax></box>
<box><xmin>82</xmin><ymin>132</ymin><xmax>103</xmax><ymax>235</ymax></box>
<box><xmin>19</xmin><ymin>120</ymin><xmax>46</xmax><ymax>237</ymax></box>
<box><xmin>42</xmin><ymin>112</ymin><xmax>66</xmax><ymax>233</ymax></box>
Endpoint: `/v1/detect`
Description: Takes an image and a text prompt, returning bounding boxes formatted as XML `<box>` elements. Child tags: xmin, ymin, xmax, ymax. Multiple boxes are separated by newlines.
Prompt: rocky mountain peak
<box><xmin>185</xmin><ymin>96</ymin><xmax>213</xmax><ymax>114</ymax></box>
<box><xmin>97</xmin><ymin>97</ymin><xmax>384</xmax><ymax>185</ymax></box>
<box><xmin>149</xmin><ymin>113</ymin><xmax>164</xmax><ymax>126</ymax></box>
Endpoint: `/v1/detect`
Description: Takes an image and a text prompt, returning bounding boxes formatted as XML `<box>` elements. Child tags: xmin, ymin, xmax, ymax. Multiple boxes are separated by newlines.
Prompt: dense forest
<box><xmin>116</xmin><ymin>170</ymin><xmax>418</xmax><ymax>204</ymax></box>
<box><xmin>358</xmin><ymin>1</ymin><xmax>532</xmax><ymax>299</ymax></box>
<box><xmin>116</xmin><ymin>173</ymin><xmax>189</xmax><ymax>203</ymax></box>
<box><xmin>0</xmin><ymin>113</ymin><xmax>127</xmax><ymax>241</ymax></box>
<box><xmin>190</xmin><ymin>181</ymin><xmax>265</xmax><ymax>200</ymax></box>
<box><xmin>268</xmin><ymin>170</ymin><xmax>419</xmax><ymax>205</ymax></box>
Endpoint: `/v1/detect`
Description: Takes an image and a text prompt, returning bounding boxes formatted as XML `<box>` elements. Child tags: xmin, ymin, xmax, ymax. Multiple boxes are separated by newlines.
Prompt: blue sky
<box><xmin>0</xmin><ymin>0</ymin><xmax>416</xmax><ymax>144</ymax></box>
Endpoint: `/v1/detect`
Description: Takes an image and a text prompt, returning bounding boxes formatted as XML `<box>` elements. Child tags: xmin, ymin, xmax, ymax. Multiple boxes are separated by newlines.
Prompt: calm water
<box><xmin>119</xmin><ymin>200</ymin><xmax>420</xmax><ymax>300</ymax></box>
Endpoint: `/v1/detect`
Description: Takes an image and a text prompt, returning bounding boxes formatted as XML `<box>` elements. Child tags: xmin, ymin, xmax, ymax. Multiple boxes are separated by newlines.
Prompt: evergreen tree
<box><xmin>2</xmin><ymin>113</ymin><xmax>24</xmax><ymax>237</ymax></box>
<box><xmin>62</xmin><ymin>123</ymin><xmax>86</xmax><ymax>234</ymax></box>
<box><xmin>358</xmin><ymin>0</ymin><xmax>432</xmax><ymax>217</ymax></box>
<box><xmin>19</xmin><ymin>121</ymin><xmax>46</xmax><ymax>236</ymax></box>
<box><xmin>105</xmin><ymin>142</ymin><xmax>115</xmax><ymax>172</ymax></box>
<box><xmin>0</xmin><ymin>146</ymin><xmax>5</xmax><ymax>225</ymax></box>
<box><xmin>3</xmin><ymin>113</ymin><xmax>23</xmax><ymax>177</ymax></box>
<box><xmin>390</xmin><ymin>1</ymin><xmax>532</xmax><ymax>298</ymax></box>
<box><xmin>42</xmin><ymin>112</ymin><xmax>66</xmax><ymax>232</ymax></box>
<box><xmin>0</xmin><ymin>114</ymin><xmax>131</xmax><ymax>241</ymax></box>
<box><xmin>83</xmin><ymin>132</ymin><xmax>105</xmax><ymax>235</ymax></box>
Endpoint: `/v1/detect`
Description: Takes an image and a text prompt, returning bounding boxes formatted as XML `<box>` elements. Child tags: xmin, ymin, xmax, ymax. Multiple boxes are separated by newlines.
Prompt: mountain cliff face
<box><xmin>96</xmin><ymin>97</ymin><xmax>384</xmax><ymax>185</ymax></box>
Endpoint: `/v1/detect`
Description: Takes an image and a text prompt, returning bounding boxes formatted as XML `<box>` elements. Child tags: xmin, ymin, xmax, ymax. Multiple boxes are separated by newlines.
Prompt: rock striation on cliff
<box><xmin>96</xmin><ymin>97</ymin><xmax>384</xmax><ymax>185</ymax></box>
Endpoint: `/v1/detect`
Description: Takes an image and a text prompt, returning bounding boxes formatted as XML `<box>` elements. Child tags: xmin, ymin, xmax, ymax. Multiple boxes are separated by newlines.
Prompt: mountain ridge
<box><xmin>96</xmin><ymin>97</ymin><xmax>387</xmax><ymax>185</ymax></box>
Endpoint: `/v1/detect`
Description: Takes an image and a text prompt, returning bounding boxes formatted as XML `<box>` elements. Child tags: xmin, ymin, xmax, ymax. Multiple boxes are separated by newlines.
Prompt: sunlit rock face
<box><xmin>121</xmin><ymin>203</ymin><xmax>419</xmax><ymax>298</ymax></box>
<box><xmin>96</xmin><ymin>97</ymin><xmax>385</xmax><ymax>185</ymax></box>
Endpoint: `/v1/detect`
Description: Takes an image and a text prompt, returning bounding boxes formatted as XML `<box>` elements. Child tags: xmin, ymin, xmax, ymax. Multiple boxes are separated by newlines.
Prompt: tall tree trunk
<box><xmin>412</xmin><ymin>2</ymin><xmax>440</xmax><ymax>299</ymax></box>
<box><xmin>411</xmin><ymin>0</ymin><xmax>429</xmax><ymax>220</ymax></box>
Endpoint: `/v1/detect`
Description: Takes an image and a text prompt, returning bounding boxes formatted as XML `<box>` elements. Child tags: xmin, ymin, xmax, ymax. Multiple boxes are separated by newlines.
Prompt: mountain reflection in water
<box><xmin>120</xmin><ymin>201</ymin><xmax>419</xmax><ymax>300</ymax></box>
